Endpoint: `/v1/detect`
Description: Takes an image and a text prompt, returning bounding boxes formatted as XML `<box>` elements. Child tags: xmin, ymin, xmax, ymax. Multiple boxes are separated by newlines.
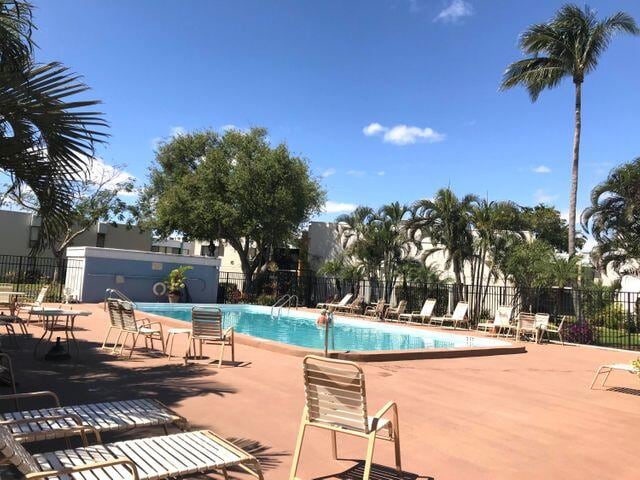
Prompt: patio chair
<box><xmin>317</xmin><ymin>293</ymin><xmax>353</xmax><ymax>310</ymax></box>
<box><xmin>17</xmin><ymin>285</ymin><xmax>49</xmax><ymax>324</ymax></box>
<box><xmin>589</xmin><ymin>362</ymin><xmax>638</xmax><ymax>389</ymax></box>
<box><xmin>289</xmin><ymin>355</ymin><xmax>401</xmax><ymax>480</ymax></box>
<box><xmin>430</xmin><ymin>301</ymin><xmax>469</xmax><ymax>329</ymax></box>
<box><xmin>516</xmin><ymin>312</ymin><xmax>543</xmax><ymax>341</ymax></box>
<box><xmin>538</xmin><ymin>316</ymin><xmax>566</xmax><ymax>345</ymax></box>
<box><xmin>102</xmin><ymin>298</ymin><xmax>125</xmax><ymax>351</ymax></box>
<box><xmin>476</xmin><ymin>306</ymin><xmax>513</xmax><ymax>334</ymax></box>
<box><xmin>363</xmin><ymin>299</ymin><xmax>386</xmax><ymax>318</ymax></box>
<box><xmin>335</xmin><ymin>294</ymin><xmax>364</xmax><ymax>314</ymax></box>
<box><xmin>384</xmin><ymin>300</ymin><xmax>407</xmax><ymax>322</ymax></box>
<box><xmin>0</xmin><ymin>391</ymin><xmax>186</xmax><ymax>443</ymax></box>
<box><xmin>117</xmin><ymin>300</ymin><xmax>165</xmax><ymax>358</ymax></box>
<box><xmin>533</xmin><ymin>313</ymin><xmax>550</xmax><ymax>343</ymax></box>
<box><xmin>398</xmin><ymin>298</ymin><xmax>437</xmax><ymax>324</ymax></box>
<box><xmin>0</xmin><ymin>423</ymin><xmax>264</xmax><ymax>480</ymax></box>
<box><xmin>186</xmin><ymin>306</ymin><xmax>234</xmax><ymax>368</ymax></box>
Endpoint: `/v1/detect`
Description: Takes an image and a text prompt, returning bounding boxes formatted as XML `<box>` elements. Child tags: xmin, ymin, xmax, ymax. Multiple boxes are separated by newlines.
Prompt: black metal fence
<box><xmin>0</xmin><ymin>255</ymin><xmax>82</xmax><ymax>302</ymax></box>
<box><xmin>217</xmin><ymin>270</ymin><xmax>640</xmax><ymax>351</ymax></box>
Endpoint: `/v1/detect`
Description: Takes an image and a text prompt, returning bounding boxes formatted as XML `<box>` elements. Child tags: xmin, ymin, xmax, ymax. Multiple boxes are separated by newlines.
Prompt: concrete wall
<box><xmin>0</xmin><ymin>209</ymin><xmax>152</xmax><ymax>257</ymax></box>
<box><xmin>65</xmin><ymin>247</ymin><xmax>221</xmax><ymax>303</ymax></box>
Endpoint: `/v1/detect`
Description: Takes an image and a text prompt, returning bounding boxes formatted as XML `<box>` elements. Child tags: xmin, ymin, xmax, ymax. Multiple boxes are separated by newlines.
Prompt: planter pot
<box><xmin>167</xmin><ymin>292</ymin><xmax>180</xmax><ymax>304</ymax></box>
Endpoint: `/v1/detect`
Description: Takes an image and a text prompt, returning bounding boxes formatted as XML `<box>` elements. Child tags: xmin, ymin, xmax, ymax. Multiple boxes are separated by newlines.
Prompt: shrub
<box><xmin>564</xmin><ymin>321</ymin><xmax>593</xmax><ymax>344</ymax></box>
<box><xmin>254</xmin><ymin>294</ymin><xmax>276</xmax><ymax>306</ymax></box>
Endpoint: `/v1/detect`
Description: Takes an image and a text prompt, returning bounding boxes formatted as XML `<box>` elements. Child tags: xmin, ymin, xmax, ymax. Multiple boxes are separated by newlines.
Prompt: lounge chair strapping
<box><xmin>117</xmin><ymin>300</ymin><xmax>165</xmax><ymax>358</ymax></box>
<box><xmin>102</xmin><ymin>298</ymin><xmax>125</xmax><ymax>351</ymax></box>
<box><xmin>335</xmin><ymin>294</ymin><xmax>363</xmax><ymax>314</ymax></box>
<box><xmin>0</xmin><ymin>391</ymin><xmax>186</xmax><ymax>443</ymax></box>
<box><xmin>384</xmin><ymin>300</ymin><xmax>407</xmax><ymax>321</ymax></box>
<box><xmin>317</xmin><ymin>293</ymin><xmax>352</xmax><ymax>310</ymax></box>
<box><xmin>476</xmin><ymin>306</ymin><xmax>513</xmax><ymax>334</ymax></box>
<box><xmin>289</xmin><ymin>355</ymin><xmax>401</xmax><ymax>480</ymax></box>
<box><xmin>430</xmin><ymin>301</ymin><xmax>469</xmax><ymax>329</ymax></box>
<box><xmin>398</xmin><ymin>298</ymin><xmax>437</xmax><ymax>324</ymax></box>
<box><xmin>186</xmin><ymin>306</ymin><xmax>234</xmax><ymax>368</ymax></box>
<box><xmin>590</xmin><ymin>363</ymin><xmax>638</xmax><ymax>389</ymax></box>
<box><xmin>0</xmin><ymin>424</ymin><xmax>264</xmax><ymax>480</ymax></box>
<box><xmin>363</xmin><ymin>299</ymin><xmax>385</xmax><ymax>318</ymax></box>
<box><xmin>18</xmin><ymin>286</ymin><xmax>49</xmax><ymax>324</ymax></box>
<box><xmin>516</xmin><ymin>313</ymin><xmax>549</xmax><ymax>341</ymax></box>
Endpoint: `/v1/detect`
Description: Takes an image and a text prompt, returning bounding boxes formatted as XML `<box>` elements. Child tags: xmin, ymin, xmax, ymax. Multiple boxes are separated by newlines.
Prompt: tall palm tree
<box><xmin>582</xmin><ymin>157</ymin><xmax>640</xmax><ymax>274</ymax></box>
<box><xmin>0</xmin><ymin>1</ymin><xmax>108</xmax><ymax>247</ymax></box>
<box><xmin>501</xmin><ymin>4</ymin><xmax>638</xmax><ymax>255</ymax></box>
<box><xmin>407</xmin><ymin>188</ymin><xmax>477</xmax><ymax>294</ymax></box>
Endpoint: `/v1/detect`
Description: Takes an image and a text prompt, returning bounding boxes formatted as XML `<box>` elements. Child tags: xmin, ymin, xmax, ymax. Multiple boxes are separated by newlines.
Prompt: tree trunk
<box><xmin>568</xmin><ymin>81</ymin><xmax>582</xmax><ymax>255</ymax></box>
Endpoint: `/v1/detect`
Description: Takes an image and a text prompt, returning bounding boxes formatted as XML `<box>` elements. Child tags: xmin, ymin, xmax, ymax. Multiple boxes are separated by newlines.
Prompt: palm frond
<box><xmin>500</xmin><ymin>57</ymin><xmax>567</xmax><ymax>101</ymax></box>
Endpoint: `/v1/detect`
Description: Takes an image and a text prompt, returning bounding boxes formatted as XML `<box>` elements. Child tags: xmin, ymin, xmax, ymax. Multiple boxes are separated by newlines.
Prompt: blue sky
<box><xmin>33</xmin><ymin>0</ymin><xmax>640</xmax><ymax>233</ymax></box>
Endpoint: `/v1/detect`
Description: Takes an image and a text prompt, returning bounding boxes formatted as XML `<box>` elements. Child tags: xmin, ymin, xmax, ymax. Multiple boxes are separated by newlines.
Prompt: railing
<box><xmin>103</xmin><ymin>288</ymin><xmax>135</xmax><ymax>310</ymax></box>
<box><xmin>0</xmin><ymin>254</ymin><xmax>83</xmax><ymax>302</ymax></box>
<box><xmin>270</xmin><ymin>294</ymin><xmax>298</xmax><ymax>317</ymax></box>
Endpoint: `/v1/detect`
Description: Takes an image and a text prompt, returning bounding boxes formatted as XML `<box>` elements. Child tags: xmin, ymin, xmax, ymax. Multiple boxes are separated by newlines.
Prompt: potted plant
<box><xmin>165</xmin><ymin>266</ymin><xmax>192</xmax><ymax>303</ymax></box>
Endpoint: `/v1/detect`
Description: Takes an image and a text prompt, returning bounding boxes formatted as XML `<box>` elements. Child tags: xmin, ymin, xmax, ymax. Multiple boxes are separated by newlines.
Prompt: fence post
<box><xmin>16</xmin><ymin>256</ymin><xmax>23</xmax><ymax>294</ymax></box>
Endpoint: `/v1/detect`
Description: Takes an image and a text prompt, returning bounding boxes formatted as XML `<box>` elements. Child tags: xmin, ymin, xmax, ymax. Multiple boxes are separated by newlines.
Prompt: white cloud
<box><xmin>321</xmin><ymin>167</ymin><xmax>336</xmax><ymax>178</ymax></box>
<box><xmin>534</xmin><ymin>189</ymin><xmax>558</xmax><ymax>204</ymax></box>
<box><xmin>151</xmin><ymin>125</ymin><xmax>187</xmax><ymax>149</ymax></box>
<box><xmin>363</xmin><ymin>122</ymin><xmax>386</xmax><ymax>136</ymax></box>
<box><xmin>323</xmin><ymin>201</ymin><xmax>357</xmax><ymax>214</ymax></box>
<box><xmin>169</xmin><ymin>126</ymin><xmax>186</xmax><ymax>137</ymax></box>
<box><xmin>87</xmin><ymin>157</ymin><xmax>137</xmax><ymax>197</ymax></box>
<box><xmin>532</xmin><ymin>165</ymin><xmax>551</xmax><ymax>174</ymax></box>
<box><xmin>346</xmin><ymin>169</ymin><xmax>365</xmax><ymax>177</ymax></box>
<box><xmin>363</xmin><ymin>122</ymin><xmax>445</xmax><ymax>146</ymax></box>
<box><xmin>434</xmin><ymin>0</ymin><xmax>473</xmax><ymax>23</ymax></box>
<box><xmin>560</xmin><ymin>209</ymin><xmax>570</xmax><ymax>222</ymax></box>
<box><xmin>377</xmin><ymin>170</ymin><xmax>386</xmax><ymax>176</ymax></box>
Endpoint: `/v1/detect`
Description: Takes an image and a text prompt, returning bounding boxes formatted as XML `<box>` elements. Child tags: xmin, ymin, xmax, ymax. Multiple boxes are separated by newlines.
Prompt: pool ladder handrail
<box><xmin>104</xmin><ymin>288</ymin><xmax>135</xmax><ymax>310</ymax></box>
<box><xmin>271</xmin><ymin>294</ymin><xmax>299</xmax><ymax>317</ymax></box>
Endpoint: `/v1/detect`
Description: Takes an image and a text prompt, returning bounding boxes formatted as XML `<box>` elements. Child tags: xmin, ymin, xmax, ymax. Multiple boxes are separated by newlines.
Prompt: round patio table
<box><xmin>31</xmin><ymin>309</ymin><xmax>91</xmax><ymax>360</ymax></box>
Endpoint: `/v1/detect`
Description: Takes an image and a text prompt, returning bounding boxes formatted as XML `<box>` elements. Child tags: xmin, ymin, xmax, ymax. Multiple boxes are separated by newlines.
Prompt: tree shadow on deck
<box><xmin>1</xmin><ymin>336</ymin><xmax>236</xmax><ymax>408</ymax></box>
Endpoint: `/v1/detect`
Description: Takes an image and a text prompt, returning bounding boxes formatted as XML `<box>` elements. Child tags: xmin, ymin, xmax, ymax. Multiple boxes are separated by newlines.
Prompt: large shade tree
<box><xmin>501</xmin><ymin>4</ymin><xmax>638</xmax><ymax>254</ymax></box>
<box><xmin>0</xmin><ymin>1</ymin><xmax>108</xmax><ymax>247</ymax></box>
<box><xmin>582</xmin><ymin>158</ymin><xmax>640</xmax><ymax>275</ymax></box>
<box><xmin>138</xmin><ymin>128</ymin><xmax>325</xmax><ymax>292</ymax></box>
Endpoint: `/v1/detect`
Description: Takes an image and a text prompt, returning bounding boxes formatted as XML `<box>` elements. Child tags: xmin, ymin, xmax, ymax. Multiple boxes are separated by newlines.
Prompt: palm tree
<box><xmin>582</xmin><ymin>157</ymin><xmax>640</xmax><ymax>274</ymax></box>
<box><xmin>0</xmin><ymin>1</ymin><xmax>108</xmax><ymax>247</ymax></box>
<box><xmin>501</xmin><ymin>4</ymin><xmax>638</xmax><ymax>255</ymax></box>
<box><xmin>407</xmin><ymin>188</ymin><xmax>477</xmax><ymax>295</ymax></box>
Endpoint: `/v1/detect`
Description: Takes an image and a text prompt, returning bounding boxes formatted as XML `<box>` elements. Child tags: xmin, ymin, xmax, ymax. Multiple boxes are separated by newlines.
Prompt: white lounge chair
<box><xmin>0</xmin><ymin>391</ymin><xmax>186</xmax><ymax>443</ymax></box>
<box><xmin>102</xmin><ymin>298</ymin><xmax>126</xmax><ymax>351</ymax></box>
<box><xmin>18</xmin><ymin>285</ymin><xmax>49</xmax><ymax>324</ymax></box>
<box><xmin>0</xmin><ymin>424</ymin><xmax>264</xmax><ymax>480</ymax></box>
<box><xmin>289</xmin><ymin>355</ymin><xmax>401</xmax><ymax>480</ymax></box>
<box><xmin>590</xmin><ymin>363</ymin><xmax>638</xmax><ymax>389</ymax></box>
<box><xmin>538</xmin><ymin>316</ymin><xmax>566</xmax><ymax>345</ymax></box>
<box><xmin>317</xmin><ymin>293</ymin><xmax>352</xmax><ymax>310</ymax></box>
<box><xmin>476</xmin><ymin>306</ymin><xmax>513</xmax><ymax>334</ymax></box>
<box><xmin>398</xmin><ymin>298</ymin><xmax>437</xmax><ymax>324</ymax></box>
<box><xmin>430</xmin><ymin>301</ymin><xmax>469</xmax><ymax>329</ymax></box>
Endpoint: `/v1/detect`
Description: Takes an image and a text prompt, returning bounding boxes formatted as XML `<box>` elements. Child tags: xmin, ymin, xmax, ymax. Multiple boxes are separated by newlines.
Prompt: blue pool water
<box><xmin>136</xmin><ymin>303</ymin><xmax>509</xmax><ymax>352</ymax></box>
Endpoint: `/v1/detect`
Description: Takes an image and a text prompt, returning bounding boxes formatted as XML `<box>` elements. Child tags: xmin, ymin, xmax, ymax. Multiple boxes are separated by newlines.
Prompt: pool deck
<box><xmin>2</xmin><ymin>302</ymin><xmax>639</xmax><ymax>480</ymax></box>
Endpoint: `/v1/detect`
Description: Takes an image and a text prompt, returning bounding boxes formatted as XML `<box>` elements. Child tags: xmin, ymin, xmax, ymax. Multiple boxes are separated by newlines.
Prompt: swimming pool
<box><xmin>136</xmin><ymin>303</ymin><xmax>511</xmax><ymax>353</ymax></box>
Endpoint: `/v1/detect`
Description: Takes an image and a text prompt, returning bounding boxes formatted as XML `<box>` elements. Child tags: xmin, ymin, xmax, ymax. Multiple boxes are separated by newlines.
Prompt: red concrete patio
<box><xmin>1</xmin><ymin>303</ymin><xmax>638</xmax><ymax>479</ymax></box>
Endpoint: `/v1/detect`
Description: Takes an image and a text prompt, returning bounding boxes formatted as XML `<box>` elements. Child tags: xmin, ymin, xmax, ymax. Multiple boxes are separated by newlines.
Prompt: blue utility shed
<box><xmin>64</xmin><ymin>247</ymin><xmax>221</xmax><ymax>303</ymax></box>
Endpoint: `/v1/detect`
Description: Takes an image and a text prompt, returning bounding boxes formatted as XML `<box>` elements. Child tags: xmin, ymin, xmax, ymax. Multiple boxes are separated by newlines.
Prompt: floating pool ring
<box><xmin>152</xmin><ymin>282</ymin><xmax>167</xmax><ymax>296</ymax></box>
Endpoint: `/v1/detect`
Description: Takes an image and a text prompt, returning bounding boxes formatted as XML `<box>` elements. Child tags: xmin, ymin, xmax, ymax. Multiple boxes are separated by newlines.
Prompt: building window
<box><xmin>171</xmin><ymin>247</ymin><xmax>181</xmax><ymax>254</ymax></box>
<box><xmin>151</xmin><ymin>245</ymin><xmax>160</xmax><ymax>252</ymax></box>
<box><xmin>28</xmin><ymin>226</ymin><xmax>40</xmax><ymax>248</ymax></box>
<box><xmin>96</xmin><ymin>233</ymin><xmax>106</xmax><ymax>248</ymax></box>
<box><xmin>215</xmin><ymin>245</ymin><xmax>225</xmax><ymax>257</ymax></box>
